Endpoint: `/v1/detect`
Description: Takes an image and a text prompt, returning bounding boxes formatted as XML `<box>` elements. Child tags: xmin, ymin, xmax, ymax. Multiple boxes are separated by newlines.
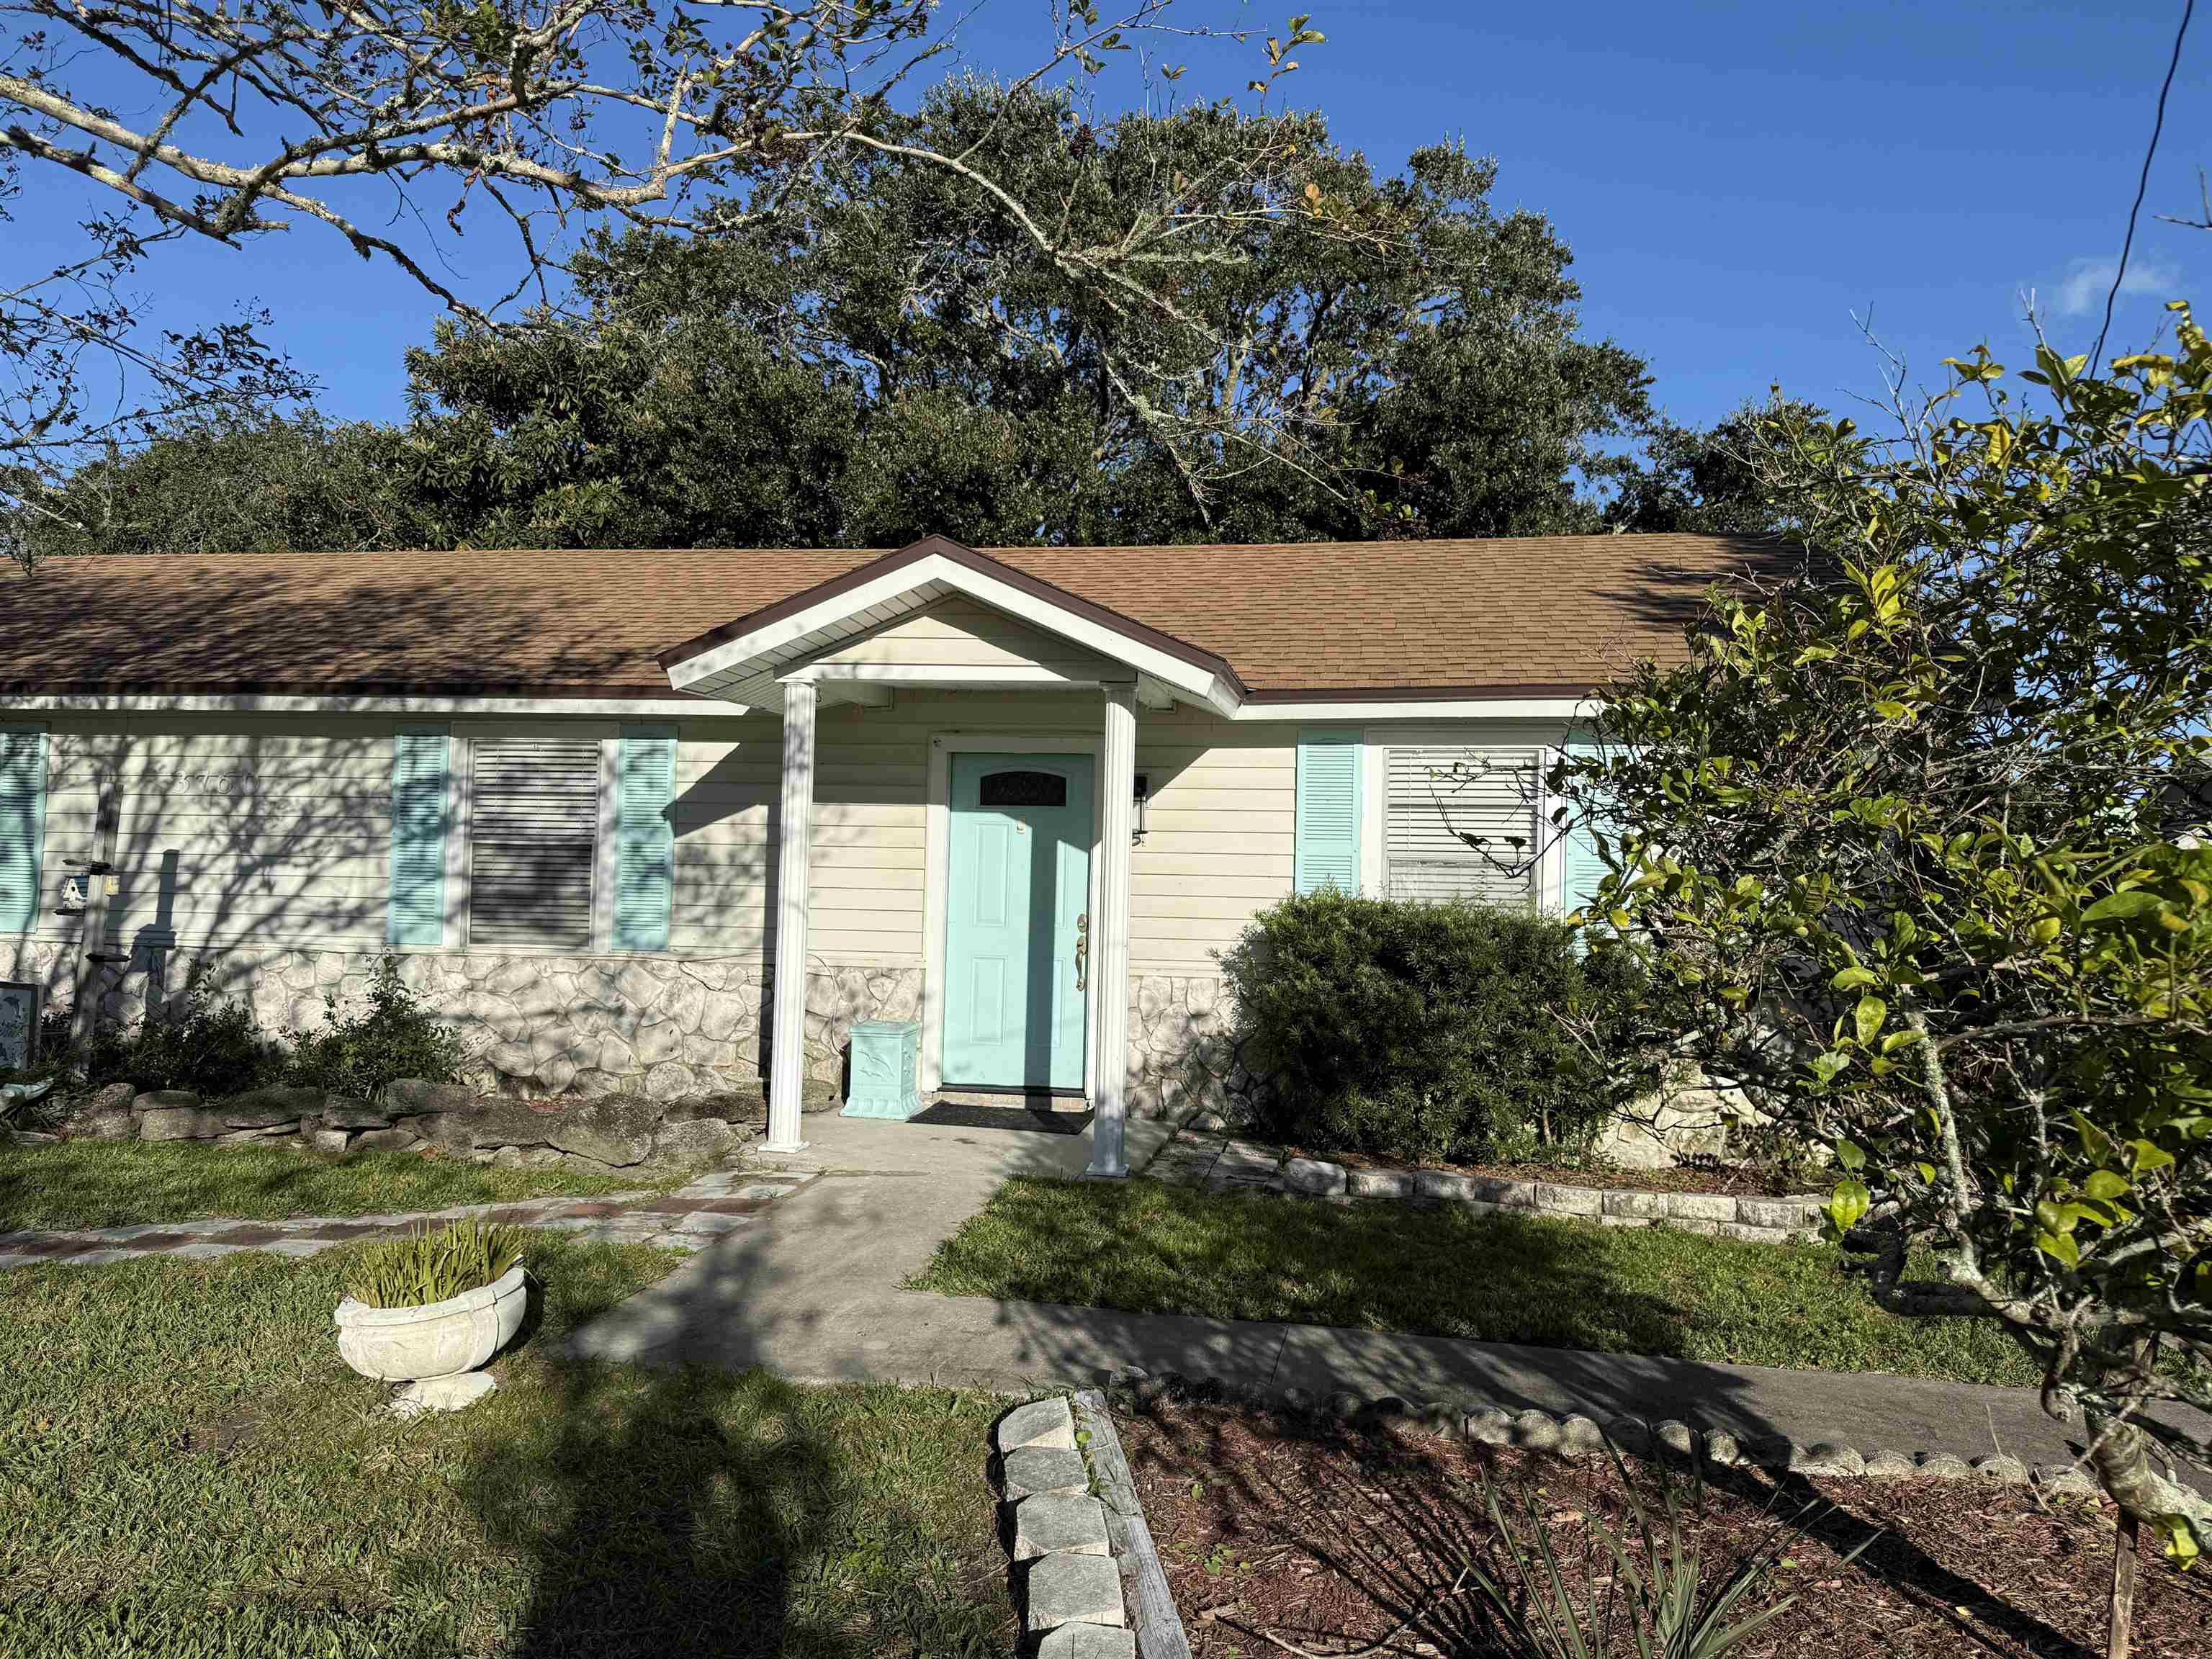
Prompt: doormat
<box><xmin>906</xmin><ymin>1101</ymin><xmax>1093</xmax><ymax>1135</ymax></box>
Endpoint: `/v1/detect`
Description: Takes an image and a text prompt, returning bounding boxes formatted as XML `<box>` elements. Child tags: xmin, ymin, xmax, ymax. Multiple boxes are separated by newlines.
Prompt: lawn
<box><xmin>0</xmin><ymin>1232</ymin><xmax>1015</xmax><ymax>1659</ymax></box>
<box><xmin>0</xmin><ymin>1139</ymin><xmax>675</xmax><ymax>1231</ymax></box>
<box><xmin>912</xmin><ymin>1176</ymin><xmax>2038</xmax><ymax>1388</ymax></box>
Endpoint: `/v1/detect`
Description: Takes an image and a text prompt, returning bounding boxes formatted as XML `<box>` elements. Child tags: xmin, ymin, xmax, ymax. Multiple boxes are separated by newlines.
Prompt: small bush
<box><xmin>287</xmin><ymin>956</ymin><xmax>465</xmax><ymax>1100</ymax></box>
<box><xmin>77</xmin><ymin>971</ymin><xmax>285</xmax><ymax>1097</ymax></box>
<box><xmin>345</xmin><ymin>1217</ymin><xmax>526</xmax><ymax>1308</ymax></box>
<box><xmin>1219</xmin><ymin>889</ymin><xmax>1653</xmax><ymax>1165</ymax></box>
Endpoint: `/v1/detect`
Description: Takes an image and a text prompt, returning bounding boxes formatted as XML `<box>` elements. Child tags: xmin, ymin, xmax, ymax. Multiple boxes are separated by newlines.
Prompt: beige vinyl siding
<box><xmin>668</xmin><ymin>709</ymin><xmax>931</xmax><ymax>963</ymax></box>
<box><xmin>105</xmin><ymin>718</ymin><xmax>397</xmax><ymax>950</ymax></box>
<box><xmin>7</xmin><ymin>699</ymin><xmax>1575</xmax><ymax>984</ymax></box>
<box><xmin>1130</xmin><ymin>719</ymin><xmax>1294</xmax><ymax>969</ymax></box>
<box><xmin>811</xmin><ymin>595</ymin><xmax>1125</xmax><ymax>681</ymax></box>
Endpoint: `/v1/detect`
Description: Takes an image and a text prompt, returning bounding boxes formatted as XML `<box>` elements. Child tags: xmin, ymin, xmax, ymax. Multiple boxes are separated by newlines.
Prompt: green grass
<box><xmin>912</xmin><ymin>1175</ymin><xmax>2038</xmax><ymax>1388</ymax></box>
<box><xmin>0</xmin><ymin>1140</ymin><xmax>678</xmax><ymax>1231</ymax></box>
<box><xmin>0</xmin><ymin>1233</ymin><xmax>1015</xmax><ymax>1658</ymax></box>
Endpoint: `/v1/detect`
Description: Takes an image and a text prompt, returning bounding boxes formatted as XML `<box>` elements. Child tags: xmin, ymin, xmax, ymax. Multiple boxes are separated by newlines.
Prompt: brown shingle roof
<box><xmin>0</xmin><ymin>534</ymin><xmax>1798</xmax><ymax>701</ymax></box>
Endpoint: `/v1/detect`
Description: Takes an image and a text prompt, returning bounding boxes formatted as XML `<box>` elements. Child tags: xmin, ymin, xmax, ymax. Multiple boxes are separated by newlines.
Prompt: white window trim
<box><xmin>920</xmin><ymin>729</ymin><xmax>1105</xmax><ymax>1098</ymax></box>
<box><xmin>1373</xmin><ymin>736</ymin><xmax>1547</xmax><ymax>908</ymax></box>
<box><xmin>455</xmin><ymin>719</ymin><xmax>618</xmax><ymax>956</ymax></box>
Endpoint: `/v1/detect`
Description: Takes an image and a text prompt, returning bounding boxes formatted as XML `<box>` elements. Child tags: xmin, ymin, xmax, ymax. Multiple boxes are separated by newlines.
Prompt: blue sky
<box><xmin>22</xmin><ymin>0</ymin><xmax>2209</xmax><ymax>437</ymax></box>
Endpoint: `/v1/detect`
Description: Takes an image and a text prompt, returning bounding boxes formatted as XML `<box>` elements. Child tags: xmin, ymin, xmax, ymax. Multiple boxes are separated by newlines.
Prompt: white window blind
<box><xmin>1385</xmin><ymin>746</ymin><xmax>1539</xmax><ymax>906</ymax></box>
<box><xmin>467</xmin><ymin>739</ymin><xmax>600</xmax><ymax>948</ymax></box>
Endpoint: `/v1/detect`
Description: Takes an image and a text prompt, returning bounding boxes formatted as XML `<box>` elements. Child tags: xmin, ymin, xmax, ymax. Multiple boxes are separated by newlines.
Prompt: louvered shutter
<box><xmin>387</xmin><ymin>727</ymin><xmax>449</xmax><ymax>947</ymax></box>
<box><xmin>1293</xmin><ymin>729</ymin><xmax>1362</xmax><ymax>895</ymax></box>
<box><xmin>1385</xmin><ymin>746</ymin><xmax>1539</xmax><ymax>906</ymax></box>
<box><xmin>1560</xmin><ymin>737</ymin><xmax>1611</xmax><ymax>919</ymax></box>
<box><xmin>467</xmin><ymin>739</ymin><xmax>600</xmax><ymax>948</ymax></box>
<box><xmin>612</xmin><ymin>725</ymin><xmax>675</xmax><ymax>951</ymax></box>
<box><xmin>0</xmin><ymin>727</ymin><xmax>48</xmax><ymax>934</ymax></box>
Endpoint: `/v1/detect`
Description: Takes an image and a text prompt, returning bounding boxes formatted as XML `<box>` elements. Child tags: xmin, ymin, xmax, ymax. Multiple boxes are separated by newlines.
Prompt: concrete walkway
<box><xmin>0</xmin><ymin>1167</ymin><xmax>814</xmax><ymax>1269</ymax></box>
<box><xmin>567</xmin><ymin>1112</ymin><xmax>2212</xmax><ymax>1477</ymax></box>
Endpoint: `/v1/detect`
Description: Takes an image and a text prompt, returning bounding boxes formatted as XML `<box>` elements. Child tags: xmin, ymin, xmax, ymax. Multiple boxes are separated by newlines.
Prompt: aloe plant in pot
<box><xmin>334</xmin><ymin>1220</ymin><xmax>529</xmax><ymax>1414</ymax></box>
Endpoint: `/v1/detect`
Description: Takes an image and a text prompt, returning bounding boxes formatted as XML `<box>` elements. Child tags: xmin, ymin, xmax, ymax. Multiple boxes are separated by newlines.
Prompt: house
<box><xmin>0</xmin><ymin>532</ymin><xmax>1784</xmax><ymax>1172</ymax></box>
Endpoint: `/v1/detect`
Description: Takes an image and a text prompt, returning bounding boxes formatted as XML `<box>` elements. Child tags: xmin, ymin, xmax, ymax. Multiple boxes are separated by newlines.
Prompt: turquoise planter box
<box><xmin>843</xmin><ymin>1020</ymin><xmax>922</xmax><ymax>1120</ymax></box>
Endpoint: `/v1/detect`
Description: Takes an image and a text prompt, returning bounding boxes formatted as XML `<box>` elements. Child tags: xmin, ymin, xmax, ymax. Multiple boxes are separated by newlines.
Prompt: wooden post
<box><xmin>766</xmin><ymin>678</ymin><xmax>817</xmax><ymax>1153</ymax></box>
<box><xmin>2109</xmin><ymin>1511</ymin><xmax>2139</xmax><ymax>1659</ymax></box>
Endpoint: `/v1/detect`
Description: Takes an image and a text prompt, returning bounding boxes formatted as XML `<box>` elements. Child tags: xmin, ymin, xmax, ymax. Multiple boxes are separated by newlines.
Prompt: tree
<box><xmin>1556</xmin><ymin>318</ymin><xmax>2212</xmax><ymax>1595</ymax></box>
<box><xmin>395</xmin><ymin>84</ymin><xmax>1649</xmax><ymax>547</ymax></box>
<box><xmin>0</xmin><ymin>1</ymin><xmax>1330</xmax><ymax>552</ymax></box>
<box><xmin>11</xmin><ymin>413</ymin><xmax>424</xmax><ymax>557</ymax></box>
<box><xmin>1603</xmin><ymin>397</ymin><xmax>1820</xmax><ymax>537</ymax></box>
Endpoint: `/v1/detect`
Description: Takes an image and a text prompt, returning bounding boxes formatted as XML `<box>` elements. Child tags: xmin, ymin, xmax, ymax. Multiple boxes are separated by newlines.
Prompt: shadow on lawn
<box><xmin>456</xmin><ymin>1246</ymin><xmax>1008</xmax><ymax>1659</ymax></box>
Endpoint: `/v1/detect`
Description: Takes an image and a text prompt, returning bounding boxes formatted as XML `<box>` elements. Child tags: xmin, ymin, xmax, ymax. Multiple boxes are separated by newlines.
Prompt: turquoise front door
<box><xmin>943</xmin><ymin>753</ymin><xmax>1094</xmax><ymax>1091</ymax></box>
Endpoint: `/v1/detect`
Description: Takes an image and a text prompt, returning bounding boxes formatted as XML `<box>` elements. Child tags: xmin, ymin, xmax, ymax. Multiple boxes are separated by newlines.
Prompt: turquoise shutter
<box><xmin>613</xmin><ymin>724</ymin><xmax>677</xmax><ymax>951</ymax></box>
<box><xmin>1560</xmin><ymin>737</ymin><xmax>1611</xmax><ymax>918</ymax></box>
<box><xmin>1293</xmin><ymin>729</ymin><xmax>1362</xmax><ymax>895</ymax></box>
<box><xmin>387</xmin><ymin>727</ymin><xmax>449</xmax><ymax>947</ymax></box>
<box><xmin>0</xmin><ymin>727</ymin><xmax>48</xmax><ymax>934</ymax></box>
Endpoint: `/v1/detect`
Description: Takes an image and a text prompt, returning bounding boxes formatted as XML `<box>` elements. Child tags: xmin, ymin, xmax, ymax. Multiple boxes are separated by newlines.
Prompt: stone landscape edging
<box><xmin>993</xmin><ymin>1390</ymin><xmax>1194</xmax><ymax>1658</ymax></box>
<box><xmin>1104</xmin><ymin>1365</ymin><xmax>2105</xmax><ymax>1501</ymax></box>
<box><xmin>1146</xmin><ymin>1130</ymin><xmax>1827</xmax><ymax>1245</ymax></box>
<box><xmin>25</xmin><ymin>1076</ymin><xmax>764</xmax><ymax>1174</ymax></box>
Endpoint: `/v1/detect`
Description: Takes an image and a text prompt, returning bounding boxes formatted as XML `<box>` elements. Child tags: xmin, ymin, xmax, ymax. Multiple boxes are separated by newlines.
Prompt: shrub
<box><xmin>286</xmin><ymin>956</ymin><xmax>466</xmax><ymax>1100</ymax></box>
<box><xmin>345</xmin><ymin>1218</ymin><xmax>526</xmax><ymax>1308</ymax></box>
<box><xmin>1219</xmin><ymin>889</ymin><xmax>1652</xmax><ymax>1165</ymax></box>
<box><xmin>77</xmin><ymin>970</ymin><xmax>285</xmax><ymax>1097</ymax></box>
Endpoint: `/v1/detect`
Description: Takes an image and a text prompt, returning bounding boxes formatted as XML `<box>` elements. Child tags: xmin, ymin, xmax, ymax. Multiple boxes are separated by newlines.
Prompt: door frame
<box><xmin>922</xmin><ymin>730</ymin><xmax>1103</xmax><ymax>1099</ymax></box>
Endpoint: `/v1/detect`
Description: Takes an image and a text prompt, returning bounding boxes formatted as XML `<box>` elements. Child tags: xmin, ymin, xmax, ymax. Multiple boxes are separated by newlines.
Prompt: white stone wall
<box><xmin>10</xmin><ymin>938</ymin><xmax>927</xmax><ymax>1103</ymax></box>
<box><xmin>1125</xmin><ymin>972</ymin><xmax>1250</xmax><ymax>1120</ymax></box>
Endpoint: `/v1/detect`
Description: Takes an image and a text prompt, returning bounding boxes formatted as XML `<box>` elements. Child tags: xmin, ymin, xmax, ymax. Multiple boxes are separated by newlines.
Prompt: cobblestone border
<box><xmin>0</xmin><ymin>1168</ymin><xmax>814</xmax><ymax>1270</ymax></box>
<box><xmin>1104</xmin><ymin>1367</ymin><xmax>2105</xmax><ymax>1501</ymax></box>
<box><xmin>993</xmin><ymin>1390</ymin><xmax>1192</xmax><ymax>1658</ymax></box>
<box><xmin>1141</xmin><ymin>1131</ymin><xmax>1826</xmax><ymax>1246</ymax></box>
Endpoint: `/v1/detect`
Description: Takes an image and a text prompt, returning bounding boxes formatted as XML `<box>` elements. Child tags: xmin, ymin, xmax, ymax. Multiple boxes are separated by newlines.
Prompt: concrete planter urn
<box><xmin>333</xmin><ymin>1264</ymin><xmax>529</xmax><ymax>1385</ymax></box>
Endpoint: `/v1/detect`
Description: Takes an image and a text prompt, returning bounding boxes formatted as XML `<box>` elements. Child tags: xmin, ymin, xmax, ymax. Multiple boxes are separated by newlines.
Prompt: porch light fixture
<box><xmin>1133</xmin><ymin>774</ymin><xmax>1149</xmax><ymax>845</ymax></box>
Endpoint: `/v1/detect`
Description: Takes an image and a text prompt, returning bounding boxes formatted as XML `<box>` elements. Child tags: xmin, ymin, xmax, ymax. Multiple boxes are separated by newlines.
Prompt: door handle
<box><xmin>1074</xmin><ymin>913</ymin><xmax>1089</xmax><ymax>990</ymax></box>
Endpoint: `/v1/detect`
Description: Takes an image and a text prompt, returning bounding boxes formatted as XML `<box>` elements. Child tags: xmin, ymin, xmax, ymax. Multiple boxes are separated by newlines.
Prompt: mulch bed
<box><xmin>1121</xmin><ymin>1399</ymin><xmax>2212</xmax><ymax>1658</ymax></box>
<box><xmin>1313</xmin><ymin>1146</ymin><xmax>1809</xmax><ymax>1197</ymax></box>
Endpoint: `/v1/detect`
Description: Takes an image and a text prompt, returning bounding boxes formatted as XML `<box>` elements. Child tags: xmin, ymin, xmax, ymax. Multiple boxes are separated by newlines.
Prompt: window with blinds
<box><xmin>1385</xmin><ymin>746</ymin><xmax>1539</xmax><ymax>906</ymax></box>
<box><xmin>467</xmin><ymin>739</ymin><xmax>600</xmax><ymax>948</ymax></box>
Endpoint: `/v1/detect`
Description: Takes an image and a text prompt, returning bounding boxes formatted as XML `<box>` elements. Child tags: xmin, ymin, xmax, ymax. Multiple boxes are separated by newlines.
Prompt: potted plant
<box><xmin>333</xmin><ymin>1219</ymin><xmax>529</xmax><ymax>1413</ymax></box>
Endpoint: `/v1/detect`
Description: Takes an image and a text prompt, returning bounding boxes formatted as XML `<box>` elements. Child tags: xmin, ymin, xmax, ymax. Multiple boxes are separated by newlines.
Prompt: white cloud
<box><xmin>2054</xmin><ymin>255</ymin><xmax>2182</xmax><ymax>318</ymax></box>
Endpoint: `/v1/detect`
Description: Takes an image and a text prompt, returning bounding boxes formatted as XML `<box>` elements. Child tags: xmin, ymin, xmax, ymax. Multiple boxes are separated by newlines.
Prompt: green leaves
<box><xmin>2083</xmin><ymin>889</ymin><xmax>2164</xmax><ymax>924</ymax></box>
<box><xmin>1852</xmin><ymin>995</ymin><xmax>1887</xmax><ymax>1046</ymax></box>
<box><xmin>1827</xmin><ymin>1179</ymin><xmax>1870</xmax><ymax>1235</ymax></box>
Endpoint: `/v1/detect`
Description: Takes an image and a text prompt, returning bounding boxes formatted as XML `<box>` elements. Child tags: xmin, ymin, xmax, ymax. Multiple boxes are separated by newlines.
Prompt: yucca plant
<box><xmin>1456</xmin><ymin>1451</ymin><xmax>1874</xmax><ymax>1659</ymax></box>
<box><xmin>344</xmin><ymin>1219</ymin><xmax>527</xmax><ymax>1310</ymax></box>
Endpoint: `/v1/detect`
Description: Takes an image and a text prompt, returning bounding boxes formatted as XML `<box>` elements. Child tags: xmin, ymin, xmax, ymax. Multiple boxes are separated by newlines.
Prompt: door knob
<box><xmin>1074</xmin><ymin>914</ymin><xmax>1089</xmax><ymax>991</ymax></box>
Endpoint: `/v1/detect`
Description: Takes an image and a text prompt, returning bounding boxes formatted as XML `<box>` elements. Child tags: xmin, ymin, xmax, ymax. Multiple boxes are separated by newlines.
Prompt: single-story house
<box><xmin>0</xmin><ymin>532</ymin><xmax>1782</xmax><ymax>1173</ymax></box>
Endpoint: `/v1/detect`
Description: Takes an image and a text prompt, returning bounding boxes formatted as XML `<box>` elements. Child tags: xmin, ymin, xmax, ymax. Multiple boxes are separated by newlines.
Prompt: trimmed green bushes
<box><xmin>75</xmin><ymin>956</ymin><xmax>463</xmax><ymax>1100</ymax></box>
<box><xmin>1220</xmin><ymin>889</ymin><xmax>1652</xmax><ymax>1165</ymax></box>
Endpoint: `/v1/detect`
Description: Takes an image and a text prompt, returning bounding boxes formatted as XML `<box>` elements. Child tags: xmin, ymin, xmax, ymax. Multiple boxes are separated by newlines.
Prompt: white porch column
<box><xmin>767</xmin><ymin>678</ymin><xmax>817</xmax><ymax>1153</ymax></box>
<box><xmin>1088</xmin><ymin>683</ymin><xmax>1138</xmax><ymax>1177</ymax></box>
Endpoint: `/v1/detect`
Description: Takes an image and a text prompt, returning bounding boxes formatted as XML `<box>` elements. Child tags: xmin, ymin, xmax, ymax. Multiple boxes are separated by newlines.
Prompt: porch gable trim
<box><xmin>660</xmin><ymin>536</ymin><xmax>1245</xmax><ymax>716</ymax></box>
